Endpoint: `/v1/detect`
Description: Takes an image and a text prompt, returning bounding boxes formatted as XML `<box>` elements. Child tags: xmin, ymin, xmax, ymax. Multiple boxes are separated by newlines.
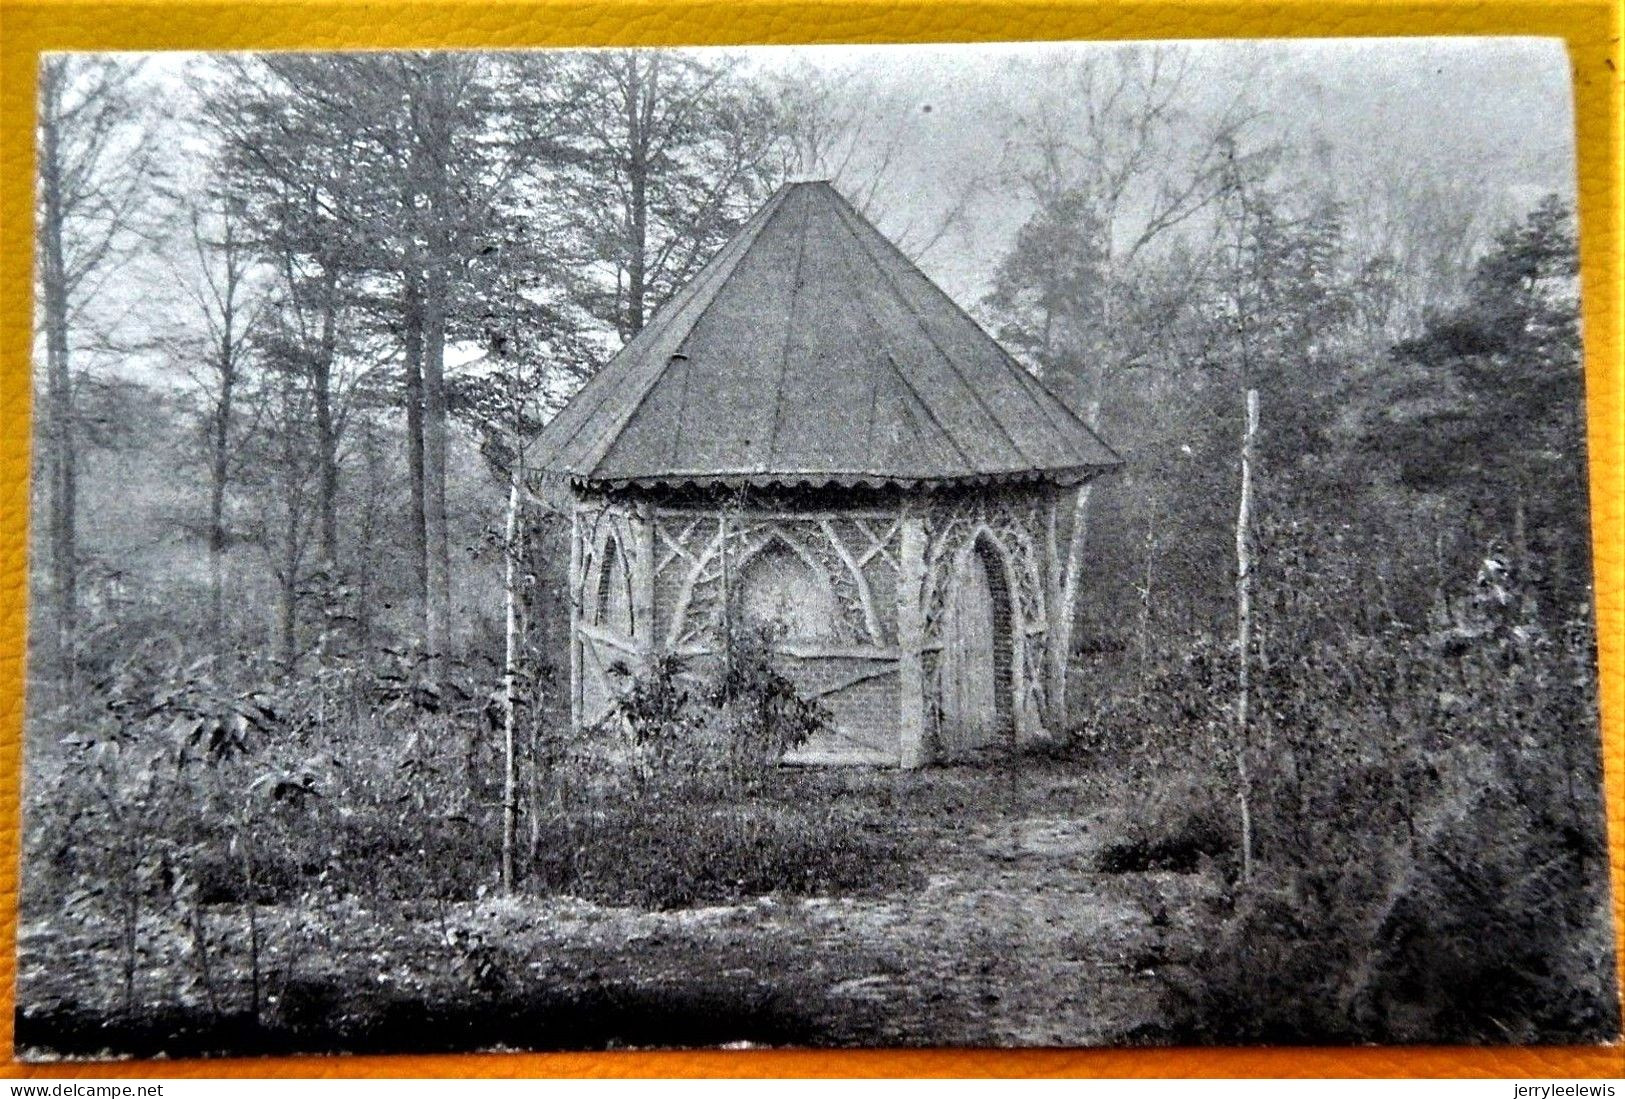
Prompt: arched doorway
<box><xmin>938</xmin><ymin>535</ymin><xmax>1015</xmax><ymax>758</ymax></box>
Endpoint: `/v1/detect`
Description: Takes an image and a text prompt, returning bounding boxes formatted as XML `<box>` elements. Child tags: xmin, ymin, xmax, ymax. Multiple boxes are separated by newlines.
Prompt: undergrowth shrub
<box><xmin>24</xmin><ymin>614</ymin><xmax>898</xmax><ymax>971</ymax></box>
<box><xmin>1095</xmin><ymin>773</ymin><xmax>1234</xmax><ymax>875</ymax></box>
<box><xmin>1162</xmin><ymin>530</ymin><xmax>1619</xmax><ymax>1045</ymax></box>
<box><xmin>23</xmin><ymin>645</ymin><xmax>508</xmax><ymax>929</ymax></box>
<box><xmin>602</xmin><ymin>621</ymin><xmax>829</xmax><ymax>794</ymax></box>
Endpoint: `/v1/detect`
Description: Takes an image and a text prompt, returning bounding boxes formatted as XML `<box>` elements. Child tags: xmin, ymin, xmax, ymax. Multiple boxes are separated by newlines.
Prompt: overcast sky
<box><xmin>719</xmin><ymin>38</ymin><xmax>1577</xmax><ymax>301</ymax></box>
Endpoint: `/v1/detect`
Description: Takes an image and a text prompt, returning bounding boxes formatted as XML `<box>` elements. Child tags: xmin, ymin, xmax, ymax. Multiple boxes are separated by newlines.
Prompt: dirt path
<box><xmin>746</xmin><ymin>766</ymin><xmax>1222</xmax><ymax>1046</ymax></box>
<box><xmin>467</xmin><ymin>764</ymin><xmax>1222</xmax><ymax>1047</ymax></box>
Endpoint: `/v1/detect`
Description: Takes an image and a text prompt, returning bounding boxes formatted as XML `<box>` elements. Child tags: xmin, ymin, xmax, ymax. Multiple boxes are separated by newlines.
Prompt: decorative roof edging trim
<box><xmin>526</xmin><ymin>464</ymin><xmax>1117</xmax><ymax>496</ymax></box>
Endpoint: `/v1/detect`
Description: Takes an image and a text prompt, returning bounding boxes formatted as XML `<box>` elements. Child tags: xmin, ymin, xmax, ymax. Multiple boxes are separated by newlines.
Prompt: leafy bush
<box><xmin>21</xmin><ymin>613</ymin><xmax>895</xmax><ymax>1030</ymax></box>
<box><xmin>1168</xmin><ymin>872</ymin><xmax>1367</xmax><ymax>1044</ymax></box>
<box><xmin>700</xmin><ymin>622</ymin><xmax>830</xmax><ymax>781</ymax></box>
<box><xmin>603</xmin><ymin>622</ymin><xmax>829</xmax><ymax>792</ymax></box>
<box><xmin>24</xmin><ymin>646</ymin><xmax>508</xmax><ymax>926</ymax></box>
<box><xmin>602</xmin><ymin>651</ymin><xmax>701</xmax><ymax>785</ymax></box>
<box><xmin>559</xmin><ymin>624</ymin><xmax>911</xmax><ymax>908</ymax></box>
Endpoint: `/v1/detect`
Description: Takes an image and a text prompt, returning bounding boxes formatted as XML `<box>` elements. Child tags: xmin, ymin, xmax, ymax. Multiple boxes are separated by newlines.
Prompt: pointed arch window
<box><xmin>737</xmin><ymin>541</ymin><xmax>836</xmax><ymax>642</ymax></box>
<box><xmin>596</xmin><ymin>535</ymin><xmax>633</xmax><ymax>637</ymax></box>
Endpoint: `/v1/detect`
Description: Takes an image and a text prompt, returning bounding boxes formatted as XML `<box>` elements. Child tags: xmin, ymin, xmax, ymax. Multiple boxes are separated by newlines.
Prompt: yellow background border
<box><xmin>0</xmin><ymin>0</ymin><xmax>1620</xmax><ymax>1079</ymax></box>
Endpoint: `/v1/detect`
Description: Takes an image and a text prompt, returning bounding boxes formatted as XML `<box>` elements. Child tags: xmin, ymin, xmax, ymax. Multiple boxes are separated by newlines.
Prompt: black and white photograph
<box><xmin>16</xmin><ymin>38</ymin><xmax>1620</xmax><ymax>1058</ymax></box>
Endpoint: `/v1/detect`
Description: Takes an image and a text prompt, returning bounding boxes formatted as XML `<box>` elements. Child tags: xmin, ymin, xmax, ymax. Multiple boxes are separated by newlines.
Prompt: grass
<box><xmin>176</xmin><ymin>773</ymin><xmax>921</xmax><ymax>912</ymax></box>
<box><xmin>531</xmin><ymin>798</ymin><xmax>921</xmax><ymax>910</ymax></box>
<box><xmin>15</xmin><ymin>761</ymin><xmax>1151</xmax><ymax>1058</ymax></box>
<box><xmin>16</xmin><ymin>754</ymin><xmax>1616</xmax><ymax>1057</ymax></box>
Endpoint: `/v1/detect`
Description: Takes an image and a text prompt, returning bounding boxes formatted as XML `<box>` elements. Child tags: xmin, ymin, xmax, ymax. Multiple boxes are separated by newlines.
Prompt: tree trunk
<box><xmin>38</xmin><ymin>76</ymin><xmax>78</xmax><ymax>689</ymax></box>
<box><xmin>417</xmin><ymin>65</ymin><xmax>454</xmax><ymax>666</ymax></box>
<box><xmin>1044</xmin><ymin>340</ymin><xmax>1106</xmax><ymax>729</ymax></box>
<box><xmin>354</xmin><ymin>423</ymin><xmax>384</xmax><ymax>652</ymax></box>
<box><xmin>402</xmin><ymin>269</ymin><xmax>429</xmax><ymax>641</ymax></box>
<box><xmin>1047</xmin><ymin>480</ymin><xmax>1095</xmax><ymax>727</ymax></box>
<box><xmin>1235</xmin><ymin>388</ymin><xmax>1259</xmax><ymax>883</ymax></box>
<box><xmin>277</xmin><ymin>391</ymin><xmax>306</xmax><ymax>675</ymax></box>
<box><xmin>277</xmin><ymin>461</ymin><xmax>306</xmax><ymax>675</ymax></box>
<box><xmin>421</xmin><ymin>250</ymin><xmax>451</xmax><ymax>663</ymax></box>
<box><xmin>624</xmin><ymin>56</ymin><xmax>650</xmax><ymax>337</ymax></box>
<box><xmin>207</xmin><ymin>355</ymin><xmax>234</xmax><ymax>646</ymax></box>
<box><xmin>500</xmin><ymin>468</ymin><xmax>521</xmax><ymax>892</ymax></box>
<box><xmin>277</xmin><ymin>542</ymin><xmax>300</xmax><ymax>674</ymax></box>
<box><xmin>1137</xmin><ymin>487</ymin><xmax>1157</xmax><ymax>700</ymax></box>
<box><xmin>314</xmin><ymin>271</ymin><xmax>340</xmax><ymax>575</ymax></box>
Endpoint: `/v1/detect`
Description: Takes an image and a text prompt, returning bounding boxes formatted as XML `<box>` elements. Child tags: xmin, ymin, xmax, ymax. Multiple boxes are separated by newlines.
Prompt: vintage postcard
<box><xmin>13</xmin><ymin>38</ymin><xmax>1620</xmax><ymax>1059</ymax></box>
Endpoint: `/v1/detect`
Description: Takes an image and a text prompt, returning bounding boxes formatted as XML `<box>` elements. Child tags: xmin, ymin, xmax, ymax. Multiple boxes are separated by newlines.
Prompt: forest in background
<box><xmin>25</xmin><ymin>45</ymin><xmax>1586</xmax><ymax>686</ymax></box>
<box><xmin>28</xmin><ymin>43</ymin><xmax>1585</xmax><ymax>684</ymax></box>
<box><xmin>20</xmin><ymin>43</ymin><xmax>1618</xmax><ymax>1054</ymax></box>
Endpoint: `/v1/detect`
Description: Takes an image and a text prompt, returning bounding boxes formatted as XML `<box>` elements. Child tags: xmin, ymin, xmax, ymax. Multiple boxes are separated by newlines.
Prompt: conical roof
<box><xmin>532</xmin><ymin>180</ymin><xmax>1120</xmax><ymax>490</ymax></box>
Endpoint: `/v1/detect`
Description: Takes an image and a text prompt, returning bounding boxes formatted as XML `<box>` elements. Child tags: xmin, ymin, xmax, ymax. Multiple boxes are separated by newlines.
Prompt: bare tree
<box><xmin>35</xmin><ymin>56</ymin><xmax>155</xmax><ymax>686</ymax></box>
<box><xmin>371</xmin><ymin>52</ymin><xmax>550</xmax><ymax>663</ymax></box>
<box><xmin>239</xmin><ymin>303</ymin><xmax>322</xmax><ymax>673</ymax></box>
<box><xmin>550</xmin><ymin>51</ymin><xmax>783</xmax><ymax>340</ymax></box>
<box><xmin>201</xmin><ymin>56</ymin><xmax>362</xmax><ymax>610</ymax></box>
<box><xmin>397</xmin><ymin>56</ymin><xmax>463</xmax><ymax>663</ymax></box>
<box><xmin>162</xmin><ymin>197</ymin><xmax>268</xmax><ymax>644</ymax></box>
<box><xmin>986</xmin><ymin>45</ymin><xmax>1265</xmax><ymax>722</ymax></box>
<box><xmin>1343</xmin><ymin>170</ymin><xmax>1492</xmax><ymax>340</ymax></box>
<box><xmin>203</xmin><ymin>52</ymin><xmax>495</xmax><ymax>662</ymax></box>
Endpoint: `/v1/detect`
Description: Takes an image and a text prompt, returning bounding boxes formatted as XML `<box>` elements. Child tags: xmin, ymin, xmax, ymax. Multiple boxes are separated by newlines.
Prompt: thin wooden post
<box><xmin>1235</xmin><ymin>388</ymin><xmax>1259</xmax><ymax>883</ymax></box>
<box><xmin>500</xmin><ymin>467</ymin><xmax>521</xmax><ymax>893</ymax></box>
<box><xmin>1050</xmin><ymin>479</ymin><xmax>1095</xmax><ymax>727</ymax></box>
<box><xmin>898</xmin><ymin>505</ymin><xmax>928</xmax><ymax>769</ymax></box>
<box><xmin>631</xmin><ymin>502</ymin><xmax>657</xmax><ymax>670</ymax></box>
<box><xmin>718</xmin><ymin>507</ymin><xmax>732</xmax><ymax>685</ymax></box>
<box><xmin>568</xmin><ymin>502</ymin><xmax>582</xmax><ymax>732</ymax></box>
<box><xmin>1137</xmin><ymin>487</ymin><xmax>1158</xmax><ymax>700</ymax></box>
